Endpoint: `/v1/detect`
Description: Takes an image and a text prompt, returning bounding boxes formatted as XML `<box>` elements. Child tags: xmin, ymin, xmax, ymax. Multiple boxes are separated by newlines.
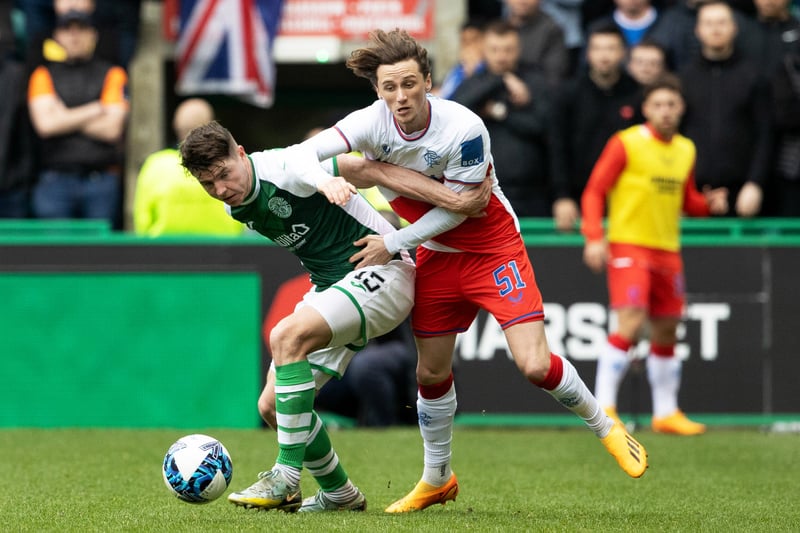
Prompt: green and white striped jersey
<box><xmin>230</xmin><ymin>149</ymin><xmax>397</xmax><ymax>289</ymax></box>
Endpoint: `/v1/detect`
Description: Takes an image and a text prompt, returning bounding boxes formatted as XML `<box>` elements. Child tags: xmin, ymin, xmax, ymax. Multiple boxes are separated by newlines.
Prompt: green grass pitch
<box><xmin>2</xmin><ymin>426</ymin><xmax>798</xmax><ymax>532</ymax></box>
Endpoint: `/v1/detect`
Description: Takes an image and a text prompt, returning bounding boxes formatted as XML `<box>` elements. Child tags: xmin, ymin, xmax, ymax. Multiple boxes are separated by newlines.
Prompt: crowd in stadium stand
<box><xmin>2</xmin><ymin>0</ymin><xmax>800</xmax><ymax>230</ymax></box>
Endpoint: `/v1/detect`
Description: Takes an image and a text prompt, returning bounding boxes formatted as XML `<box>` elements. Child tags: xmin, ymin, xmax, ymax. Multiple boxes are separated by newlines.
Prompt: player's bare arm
<box><xmin>335</xmin><ymin>153</ymin><xmax>490</xmax><ymax>216</ymax></box>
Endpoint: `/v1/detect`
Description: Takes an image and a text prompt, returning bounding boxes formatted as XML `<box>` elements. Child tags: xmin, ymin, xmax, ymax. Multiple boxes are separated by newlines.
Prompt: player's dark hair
<box><xmin>179</xmin><ymin>120</ymin><xmax>238</xmax><ymax>177</ymax></box>
<box><xmin>346</xmin><ymin>28</ymin><xmax>432</xmax><ymax>88</ymax></box>
<box><xmin>642</xmin><ymin>73</ymin><xmax>684</xmax><ymax>101</ymax></box>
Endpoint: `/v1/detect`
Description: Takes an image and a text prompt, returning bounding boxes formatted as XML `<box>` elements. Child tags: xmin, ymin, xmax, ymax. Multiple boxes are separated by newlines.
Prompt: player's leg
<box><xmin>299</xmin><ymin>407</ymin><xmax>367</xmax><ymax>512</ymax></box>
<box><xmin>647</xmin><ymin>260</ymin><xmax>706</xmax><ymax>435</ymax></box>
<box><xmin>596</xmin><ymin>243</ymin><xmax>651</xmax><ymax>424</ymax></box>
<box><xmin>385</xmin><ymin>333</ymin><xmax>460</xmax><ymax>513</ymax></box>
<box><xmin>480</xmin><ymin>242</ymin><xmax>646</xmax><ymax>477</ymax></box>
<box><xmin>472</xmin><ymin>243</ymin><xmax>610</xmax><ymax>436</ymax></box>
<box><xmin>384</xmin><ymin>251</ymin><xmax>469</xmax><ymax>513</ymax></box>
<box><xmin>301</xmin><ymin>261</ymin><xmax>414</xmax><ymax>512</ymax></box>
<box><xmin>596</xmin><ymin>306</ymin><xmax>647</xmax><ymax>425</ymax></box>
<box><xmin>227</xmin><ymin>306</ymin><xmax>332</xmax><ymax>511</ymax></box>
<box><xmin>246</xmin><ymin>356</ymin><xmax>367</xmax><ymax>512</ymax></box>
<box><xmin>505</xmin><ymin>321</ymin><xmax>610</xmax><ymax>436</ymax></box>
<box><xmin>504</xmin><ymin>321</ymin><xmax>647</xmax><ymax>478</ymax></box>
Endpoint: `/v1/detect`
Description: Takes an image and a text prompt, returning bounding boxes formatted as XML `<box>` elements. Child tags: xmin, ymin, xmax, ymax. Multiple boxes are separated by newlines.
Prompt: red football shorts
<box><xmin>607</xmin><ymin>243</ymin><xmax>685</xmax><ymax>318</ymax></box>
<box><xmin>411</xmin><ymin>240</ymin><xmax>544</xmax><ymax>337</ymax></box>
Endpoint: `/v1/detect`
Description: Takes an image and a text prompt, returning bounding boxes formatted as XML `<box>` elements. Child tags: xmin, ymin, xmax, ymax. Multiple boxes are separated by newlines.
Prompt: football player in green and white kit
<box><xmin>179</xmin><ymin>121</ymin><xmax>488</xmax><ymax>513</ymax></box>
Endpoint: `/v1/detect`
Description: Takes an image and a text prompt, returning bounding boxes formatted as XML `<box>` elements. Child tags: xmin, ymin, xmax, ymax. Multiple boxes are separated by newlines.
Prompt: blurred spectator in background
<box><xmin>751</xmin><ymin>0</ymin><xmax>800</xmax><ymax>77</ymax></box>
<box><xmin>541</xmin><ymin>0</ymin><xmax>585</xmax><ymax>74</ymax></box>
<box><xmin>588</xmin><ymin>0</ymin><xmax>660</xmax><ymax>47</ymax></box>
<box><xmin>134</xmin><ymin>98</ymin><xmax>245</xmax><ymax>237</ymax></box>
<box><xmin>27</xmin><ymin>10</ymin><xmax>129</xmax><ymax>227</ymax></box>
<box><xmin>678</xmin><ymin>1</ymin><xmax>772</xmax><ymax>217</ymax></box>
<box><xmin>435</xmin><ymin>19</ymin><xmax>486</xmax><ymax>100</ymax></box>
<box><xmin>453</xmin><ymin>20</ymin><xmax>553</xmax><ymax>217</ymax></box>
<box><xmin>503</xmin><ymin>0</ymin><xmax>571</xmax><ymax>86</ymax></box>
<box><xmin>627</xmin><ymin>38</ymin><xmax>669</xmax><ymax>84</ymax></box>
<box><xmin>649</xmin><ymin>0</ymin><xmax>759</xmax><ymax>70</ymax></box>
<box><xmin>549</xmin><ymin>24</ymin><xmax>642</xmax><ymax>230</ymax></box>
<box><xmin>769</xmin><ymin>50</ymin><xmax>800</xmax><ymax>215</ymax></box>
<box><xmin>0</xmin><ymin>4</ymin><xmax>35</xmax><ymax>218</ymax></box>
<box><xmin>22</xmin><ymin>0</ymin><xmax>140</xmax><ymax>69</ymax></box>
<box><xmin>751</xmin><ymin>0</ymin><xmax>800</xmax><ymax>215</ymax></box>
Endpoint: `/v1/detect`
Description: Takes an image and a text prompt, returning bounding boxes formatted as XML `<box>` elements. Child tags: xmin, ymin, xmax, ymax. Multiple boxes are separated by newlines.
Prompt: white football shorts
<box><xmin>271</xmin><ymin>259</ymin><xmax>415</xmax><ymax>388</ymax></box>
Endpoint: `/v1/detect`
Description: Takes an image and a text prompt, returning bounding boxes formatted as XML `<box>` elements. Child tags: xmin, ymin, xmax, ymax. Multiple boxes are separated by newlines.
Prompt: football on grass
<box><xmin>162</xmin><ymin>434</ymin><xmax>233</xmax><ymax>503</ymax></box>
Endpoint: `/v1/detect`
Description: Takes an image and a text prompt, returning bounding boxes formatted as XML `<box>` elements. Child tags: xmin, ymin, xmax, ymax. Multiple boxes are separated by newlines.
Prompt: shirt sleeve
<box><xmin>255</xmin><ymin>143</ymin><xmax>336</xmax><ymax>197</ymax></box>
<box><xmin>28</xmin><ymin>66</ymin><xmax>55</xmax><ymax>101</ymax></box>
<box><xmin>383</xmin><ymin>208</ymin><xmax>466</xmax><ymax>254</ymax></box>
<box><xmin>580</xmin><ymin>135</ymin><xmax>627</xmax><ymax>242</ymax></box>
<box><xmin>100</xmin><ymin>66</ymin><xmax>128</xmax><ymax>106</ymax></box>
<box><xmin>441</xmin><ymin>122</ymin><xmax>492</xmax><ymax>191</ymax></box>
<box><xmin>330</xmin><ymin>105</ymin><xmax>380</xmax><ymax>157</ymax></box>
<box><xmin>301</xmin><ymin>126</ymin><xmax>351</xmax><ymax>161</ymax></box>
<box><xmin>682</xmin><ymin>168</ymin><xmax>711</xmax><ymax>217</ymax></box>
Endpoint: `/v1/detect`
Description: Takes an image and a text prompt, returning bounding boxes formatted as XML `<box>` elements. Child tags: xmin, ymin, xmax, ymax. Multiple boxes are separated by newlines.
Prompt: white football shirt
<box><xmin>314</xmin><ymin>95</ymin><xmax>521</xmax><ymax>253</ymax></box>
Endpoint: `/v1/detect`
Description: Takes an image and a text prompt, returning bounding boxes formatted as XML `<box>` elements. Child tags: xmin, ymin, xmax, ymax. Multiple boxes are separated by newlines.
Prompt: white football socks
<box><xmin>647</xmin><ymin>354</ymin><xmax>681</xmax><ymax>418</ymax></box>
<box><xmin>324</xmin><ymin>480</ymin><xmax>359</xmax><ymax>504</ymax></box>
<box><xmin>594</xmin><ymin>340</ymin><xmax>632</xmax><ymax>409</ymax></box>
<box><xmin>547</xmin><ymin>354</ymin><xmax>614</xmax><ymax>438</ymax></box>
<box><xmin>418</xmin><ymin>383</ymin><xmax>457</xmax><ymax>487</ymax></box>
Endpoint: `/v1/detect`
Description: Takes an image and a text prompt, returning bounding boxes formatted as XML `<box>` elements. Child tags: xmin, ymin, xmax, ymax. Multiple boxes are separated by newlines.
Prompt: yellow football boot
<box><xmin>652</xmin><ymin>410</ymin><xmax>707</xmax><ymax>435</ymax></box>
<box><xmin>384</xmin><ymin>473</ymin><xmax>459</xmax><ymax>513</ymax></box>
<box><xmin>600</xmin><ymin>423</ymin><xmax>648</xmax><ymax>478</ymax></box>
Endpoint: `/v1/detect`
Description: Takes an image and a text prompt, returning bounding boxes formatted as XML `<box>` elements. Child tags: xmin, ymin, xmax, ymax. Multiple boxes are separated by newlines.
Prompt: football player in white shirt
<box><xmin>302</xmin><ymin>29</ymin><xmax>649</xmax><ymax>513</ymax></box>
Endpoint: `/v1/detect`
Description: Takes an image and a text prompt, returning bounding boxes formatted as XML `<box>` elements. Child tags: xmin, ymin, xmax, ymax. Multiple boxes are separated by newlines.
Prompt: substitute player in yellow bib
<box><xmin>581</xmin><ymin>74</ymin><xmax>728</xmax><ymax>435</ymax></box>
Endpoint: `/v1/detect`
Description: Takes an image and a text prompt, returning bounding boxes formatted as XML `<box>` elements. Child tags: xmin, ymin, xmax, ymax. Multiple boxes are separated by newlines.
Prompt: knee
<box><xmin>269</xmin><ymin>318</ymin><xmax>311</xmax><ymax>364</ymax></box>
<box><xmin>519</xmin><ymin>350</ymin><xmax>552</xmax><ymax>384</ymax></box>
<box><xmin>415</xmin><ymin>363</ymin><xmax>451</xmax><ymax>386</ymax></box>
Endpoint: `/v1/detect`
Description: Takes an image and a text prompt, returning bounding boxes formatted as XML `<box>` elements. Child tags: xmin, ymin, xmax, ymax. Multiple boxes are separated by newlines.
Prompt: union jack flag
<box><xmin>175</xmin><ymin>0</ymin><xmax>283</xmax><ymax>108</ymax></box>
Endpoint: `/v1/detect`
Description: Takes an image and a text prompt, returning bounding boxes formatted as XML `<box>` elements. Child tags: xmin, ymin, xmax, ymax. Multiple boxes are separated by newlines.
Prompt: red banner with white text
<box><xmin>278</xmin><ymin>0</ymin><xmax>434</xmax><ymax>40</ymax></box>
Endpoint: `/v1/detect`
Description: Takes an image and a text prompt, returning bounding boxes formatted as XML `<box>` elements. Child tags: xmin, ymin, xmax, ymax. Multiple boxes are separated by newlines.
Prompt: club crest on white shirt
<box><xmin>423</xmin><ymin>149</ymin><xmax>442</xmax><ymax>168</ymax></box>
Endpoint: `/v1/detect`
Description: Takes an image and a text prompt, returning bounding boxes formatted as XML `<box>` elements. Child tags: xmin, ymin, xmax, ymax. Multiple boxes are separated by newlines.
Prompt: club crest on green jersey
<box><xmin>268</xmin><ymin>196</ymin><xmax>292</xmax><ymax>218</ymax></box>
